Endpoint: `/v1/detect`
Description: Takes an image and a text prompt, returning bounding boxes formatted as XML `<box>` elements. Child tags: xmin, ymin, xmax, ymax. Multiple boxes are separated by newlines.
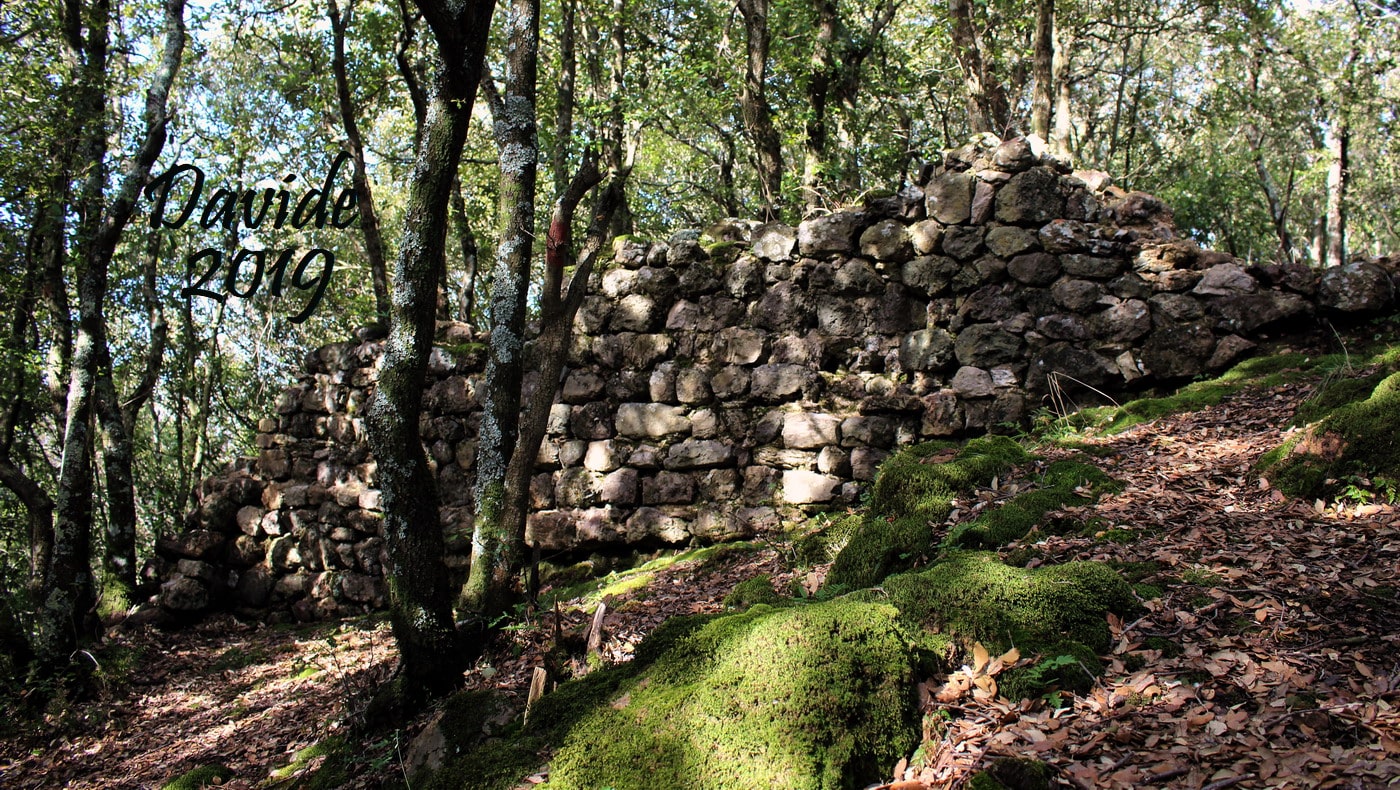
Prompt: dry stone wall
<box><xmin>149</xmin><ymin>134</ymin><xmax>1399</xmax><ymax>623</ymax></box>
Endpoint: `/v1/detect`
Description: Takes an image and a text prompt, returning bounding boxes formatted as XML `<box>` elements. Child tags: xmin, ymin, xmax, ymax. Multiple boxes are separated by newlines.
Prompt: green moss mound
<box><xmin>543</xmin><ymin>600</ymin><xmax>918</xmax><ymax>790</ymax></box>
<box><xmin>723</xmin><ymin>574</ymin><xmax>783</xmax><ymax>610</ymax></box>
<box><xmin>795</xmin><ymin>512</ymin><xmax>863</xmax><ymax>566</ymax></box>
<box><xmin>883</xmin><ymin>552</ymin><xmax>1138</xmax><ymax>655</ymax></box>
<box><xmin>966</xmin><ymin>757</ymin><xmax>1052</xmax><ymax>790</ymax></box>
<box><xmin>998</xmin><ymin>640</ymin><xmax>1102</xmax><ymax>701</ymax></box>
<box><xmin>161</xmin><ymin>764</ymin><xmax>233</xmax><ymax>790</ymax></box>
<box><xmin>949</xmin><ymin>459</ymin><xmax>1119</xmax><ymax>548</ymax></box>
<box><xmin>1261</xmin><ymin>369</ymin><xmax>1400</xmax><ymax>501</ymax></box>
<box><xmin>826</xmin><ymin>437</ymin><xmax>1029</xmax><ymax>589</ymax></box>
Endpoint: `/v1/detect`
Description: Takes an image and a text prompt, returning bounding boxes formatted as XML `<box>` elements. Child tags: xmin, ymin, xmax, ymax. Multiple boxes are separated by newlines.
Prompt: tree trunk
<box><xmin>38</xmin><ymin>0</ymin><xmax>186</xmax><ymax>668</ymax></box>
<box><xmin>329</xmin><ymin>0</ymin><xmax>392</xmax><ymax>325</ymax></box>
<box><xmin>737</xmin><ymin>0</ymin><xmax>783</xmax><ymax>221</ymax></box>
<box><xmin>1050</xmin><ymin>30</ymin><xmax>1073</xmax><ymax>157</ymax></box>
<box><xmin>94</xmin><ymin>344</ymin><xmax>139</xmax><ymax>618</ymax></box>
<box><xmin>93</xmin><ymin>231</ymin><xmax>166</xmax><ymax>618</ymax></box>
<box><xmin>948</xmin><ymin>0</ymin><xmax>1010</xmax><ymax>134</ymax></box>
<box><xmin>1031</xmin><ymin>0</ymin><xmax>1054</xmax><ymax>140</ymax></box>
<box><xmin>450</xmin><ymin>183</ymin><xmax>479</xmax><ymax>326</ymax></box>
<box><xmin>803</xmin><ymin>0</ymin><xmax>837</xmax><ymax>211</ymax></box>
<box><xmin>552</xmin><ymin>0</ymin><xmax>577</xmax><ymax>197</ymax></box>
<box><xmin>1325</xmin><ymin>112</ymin><xmax>1349</xmax><ymax>267</ymax></box>
<box><xmin>365</xmin><ymin>0</ymin><xmax>495</xmax><ymax>710</ymax></box>
<box><xmin>463</xmin><ymin>0</ymin><xmax>540</xmax><ymax>620</ymax></box>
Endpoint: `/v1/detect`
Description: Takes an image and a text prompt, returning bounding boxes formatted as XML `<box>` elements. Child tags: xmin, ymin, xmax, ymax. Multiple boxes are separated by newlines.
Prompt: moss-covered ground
<box><xmin>824</xmin><ymin>436</ymin><xmax>1029</xmax><ymax>589</ymax></box>
<box><xmin>417</xmin><ymin>431</ymin><xmax>1145</xmax><ymax>789</ymax></box>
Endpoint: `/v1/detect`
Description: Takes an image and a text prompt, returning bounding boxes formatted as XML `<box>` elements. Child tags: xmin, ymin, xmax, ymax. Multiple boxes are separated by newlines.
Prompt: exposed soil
<box><xmin>1</xmin><ymin>368</ymin><xmax>1396</xmax><ymax>789</ymax></box>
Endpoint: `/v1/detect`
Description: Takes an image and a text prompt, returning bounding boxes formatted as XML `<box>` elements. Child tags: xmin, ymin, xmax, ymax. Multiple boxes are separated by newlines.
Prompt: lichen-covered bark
<box><xmin>1031</xmin><ymin>0</ymin><xmax>1055</xmax><ymax>140</ymax></box>
<box><xmin>463</xmin><ymin>0</ymin><xmax>540</xmax><ymax>619</ymax></box>
<box><xmin>94</xmin><ymin>341</ymin><xmax>139</xmax><ymax>617</ymax></box>
<box><xmin>365</xmin><ymin>0</ymin><xmax>495</xmax><ymax>706</ymax></box>
<box><xmin>38</xmin><ymin>0</ymin><xmax>186</xmax><ymax>667</ymax></box>
<box><xmin>499</xmin><ymin>164</ymin><xmax>626</xmax><ymax>608</ymax></box>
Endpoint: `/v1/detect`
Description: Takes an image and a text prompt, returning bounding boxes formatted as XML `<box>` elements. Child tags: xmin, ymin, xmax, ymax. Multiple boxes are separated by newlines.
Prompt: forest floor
<box><xmin>2</xmin><ymin>345</ymin><xmax>1398</xmax><ymax>789</ymax></box>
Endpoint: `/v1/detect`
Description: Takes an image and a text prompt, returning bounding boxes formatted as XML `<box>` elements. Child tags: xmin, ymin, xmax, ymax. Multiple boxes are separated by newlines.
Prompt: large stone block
<box><xmin>665</xmin><ymin>439</ymin><xmax>734</xmax><ymax>470</ymax></box>
<box><xmin>750</xmin><ymin>364</ymin><xmax>821</xmax><ymax>402</ymax></box>
<box><xmin>901</xmin><ymin>255</ymin><xmax>959</xmax><ymax>297</ymax></box>
<box><xmin>996</xmin><ymin>167</ymin><xmax>1067</xmax><ymax>225</ymax></box>
<box><xmin>752</xmin><ymin>222</ymin><xmax>798</xmax><ymax>261</ymax></box>
<box><xmin>926</xmin><ymin>171</ymin><xmax>975</xmax><ymax>224</ymax></box>
<box><xmin>615</xmin><ymin>403</ymin><xmax>692</xmax><ymax>438</ymax></box>
<box><xmin>954</xmin><ymin>324</ymin><xmax>1024</xmax><ymax>369</ymax></box>
<box><xmin>1319</xmin><ymin>262</ymin><xmax>1395</xmax><ymax>313</ymax></box>
<box><xmin>782</xmin><ymin>413</ymin><xmax>841</xmax><ymax>449</ymax></box>
<box><xmin>859</xmin><ymin>219</ymin><xmax>914</xmax><ymax>263</ymax></box>
<box><xmin>780</xmin><ymin>470</ymin><xmax>841</xmax><ymax>504</ymax></box>
<box><xmin>797</xmin><ymin>211</ymin><xmax>865</xmax><ymax>256</ymax></box>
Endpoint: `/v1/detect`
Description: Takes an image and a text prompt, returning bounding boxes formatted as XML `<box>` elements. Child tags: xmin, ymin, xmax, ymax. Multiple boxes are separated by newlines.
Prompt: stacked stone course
<box><xmin>150</xmin><ymin>134</ymin><xmax>1399</xmax><ymax>622</ymax></box>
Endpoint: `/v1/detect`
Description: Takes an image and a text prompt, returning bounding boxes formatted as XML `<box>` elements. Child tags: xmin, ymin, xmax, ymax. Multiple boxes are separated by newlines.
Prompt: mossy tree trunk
<box><xmin>365</xmin><ymin>0</ymin><xmax>495</xmax><ymax>707</ymax></box>
<box><xmin>462</xmin><ymin>0</ymin><xmax>540</xmax><ymax>621</ymax></box>
<box><xmin>37</xmin><ymin>0</ymin><xmax>186</xmax><ymax>668</ymax></box>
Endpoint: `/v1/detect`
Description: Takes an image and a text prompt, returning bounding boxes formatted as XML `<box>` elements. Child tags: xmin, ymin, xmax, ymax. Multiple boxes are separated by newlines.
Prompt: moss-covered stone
<box><xmin>883</xmin><ymin>552</ymin><xmax>1138</xmax><ymax>655</ymax></box>
<box><xmin>826</xmin><ymin>437</ymin><xmax>1029</xmax><ymax>589</ymax></box>
<box><xmin>998</xmin><ymin>640</ymin><xmax>1102</xmax><ymax>700</ymax></box>
<box><xmin>794</xmin><ymin>513</ymin><xmax>863</xmax><ymax>567</ymax></box>
<box><xmin>1261</xmin><ymin>369</ymin><xmax>1400</xmax><ymax>501</ymax></box>
<box><xmin>966</xmin><ymin>757</ymin><xmax>1052</xmax><ymax>790</ymax></box>
<box><xmin>723</xmin><ymin>574</ymin><xmax>783</xmax><ymax>610</ymax></box>
<box><xmin>542</xmin><ymin>600</ymin><xmax>918</xmax><ymax>790</ymax></box>
<box><xmin>947</xmin><ymin>456</ymin><xmax>1119</xmax><ymax>549</ymax></box>
<box><xmin>266</xmin><ymin>737</ymin><xmax>348</xmax><ymax>789</ymax></box>
<box><xmin>161</xmin><ymin>764</ymin><xmax>233</xmax><ymax>790</ymax></box>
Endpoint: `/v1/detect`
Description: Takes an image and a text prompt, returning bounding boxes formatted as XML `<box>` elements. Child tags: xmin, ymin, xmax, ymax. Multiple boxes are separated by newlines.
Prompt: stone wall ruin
<box><xmin>149</xmin><ymin>134</ymin><xmax>1400</xmax><ymax>623</ymax></box>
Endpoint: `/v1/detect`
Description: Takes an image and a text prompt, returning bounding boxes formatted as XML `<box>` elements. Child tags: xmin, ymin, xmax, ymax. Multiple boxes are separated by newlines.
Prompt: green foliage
<box><xmin>998</xmin><ymin>642</ymin><xmax>1102</xmax><ymax>702</ymax></box>
<box><xmin>826</xmin><ymin>437</ymin><xmax>1029</xmax><ymax>589</ymax></box>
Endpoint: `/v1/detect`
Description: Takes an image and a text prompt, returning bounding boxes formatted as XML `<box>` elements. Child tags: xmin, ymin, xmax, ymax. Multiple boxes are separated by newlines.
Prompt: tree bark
<box><xmin>501</xmin><ymin>162</ymin><xmax>626</xmax><ymax>604</ymax></box>
<box><xmin>365</xmin><ymin>0</ymin><xmax>495</xmax><ymax>709</ymax></box>
<box><xmin>1050</xmin><ymin>28</ymin><xmax>1073</xmax><ymax>156</ymax></box>
<box><xmin>948</xmin><ymin>0</ymin><xmax>1010</xmax><ymax>134</ymax></box>
<box><xmin>329</xmin><ymin>0</ymin><xmax>392</xmax><ymax>325</ymax></box>
<box><xmin>39</xmin><ymin>0</ymin><xmax>186</xmax><ymax>667</ymax></box>
<box><xmin>94</xmin><ymin>232</ymin><xmax>166</xmax><ymax>617</ymax></box>
<box><xmin>1031</xmin><ymin>0</ymin><xmax>1054</xmax><ymax>140</ymax></box>
<box><xmin>463</xmin><ymin>0</ymin><xmax>540</xmax><ymax>620</ymax></box>
<box><xmin>450</xmin><ymin>183</ymin><xmax>479</xmax><ymax>326</ymax></box>
<box><xmin>803</xmin><ymin>0</ymin><xmax>837</xmax><ymax>211</ymax></box>
<box><xmin>1324</xmin><ymin>113</ymin><xmax>1349</xmax><ymax>267</ymax></box>
<box><xmin>552</xmin><ymin>0</ymin><xmax>577</xmax><ymax>197</ymax></box>
<box><xmin>737</xmin><ymin>0</ymin><xmax>783</xmax><ymax>221</ymax></box>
